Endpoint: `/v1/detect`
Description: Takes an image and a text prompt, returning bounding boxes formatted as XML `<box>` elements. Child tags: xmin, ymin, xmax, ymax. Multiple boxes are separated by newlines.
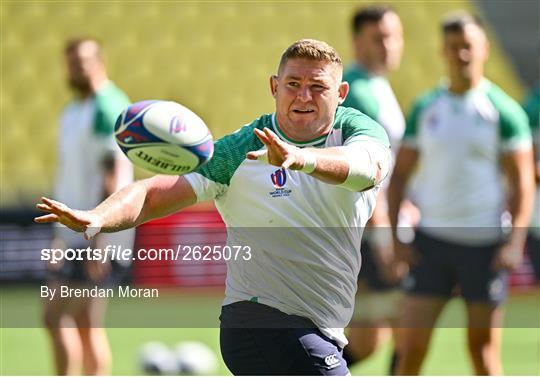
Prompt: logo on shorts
<box><xmin>324</xmin><ymin>354</ymin><xmax>341</xmax><ymax>368</ymax></box>
<box><xmin>269</xmin><ymin>168</ymin><xmax>291</xmax><ymax>198</ymax></box>
<box><xmin>488</xmin><ymin>277</ymin><xmax>504</xmax><ymax>301</ymax></box>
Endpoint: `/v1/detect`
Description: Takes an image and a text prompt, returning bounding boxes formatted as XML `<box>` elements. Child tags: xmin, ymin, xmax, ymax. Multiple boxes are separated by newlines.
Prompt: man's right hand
<box><xmin>373</xmin><ymin>245</ymin><xmax>408</xmax><ymax>284</ymax></box>
<box><xmin>393</xmin><ymin>238</ymin><xmax>418</xmax><ymax>268</ymax></box>
<box><xmin>35</xmin><ymin>197</ymin><xmax>102</xmax><ymax>240</ymax></box>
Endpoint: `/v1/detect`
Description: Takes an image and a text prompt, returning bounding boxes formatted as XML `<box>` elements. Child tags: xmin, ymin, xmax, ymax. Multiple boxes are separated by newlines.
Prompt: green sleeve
<box><xmin>404</xmin><ymin>101</ymin><xmax>421</xmax><ymax>141</ymax></box>
<box><xmin>404</xmin><ymin>89</ymin><xmax>440</xmax><ymax>143</ymax></box>
<box><xmin>94</xmin><ymin>83</ymin><xmax>131</xmax><ymax>136</ymax></box>
<box><xmin>522</xmin><ymin>88</ymin><xmax>540</xmax><ymax>132</ymax></box>
<box><xmin>342</xmin><ymin>80</ymin><xmax>379</xmax><ymax>121</ymax></box>
<box><xmin>486</xmin><ymin>83</ymin><xmax>531</xmax><ymax>150</ymax></box>
<box><xmin>194</xmin><ymin>116</ymin><xmax>267</xmax><ymax>185</ymax></box>
<box><xmin>338</xmin><ymin>107</ymin><xmax>389</xmax><ymax>147</ymax></box>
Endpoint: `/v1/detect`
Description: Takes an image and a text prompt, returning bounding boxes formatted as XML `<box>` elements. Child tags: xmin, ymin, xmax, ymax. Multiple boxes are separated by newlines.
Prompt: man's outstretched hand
<box><xmin>35</xmin><ymin>197</ymin><xmax>102</xmax><ymax>240</ymax></box>
<box><xmin>246</xmin><ymin>127</ymin><xmax>309</xmax><ymax>170</ymax></box>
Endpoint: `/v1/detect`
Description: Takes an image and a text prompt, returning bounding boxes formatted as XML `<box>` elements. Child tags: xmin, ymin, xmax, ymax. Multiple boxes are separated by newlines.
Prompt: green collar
<box><xmin>271</xmin><ymin>113</ymin><xmax>328</xmax><ymax>148</ymax></box>
<box><xmin>441</xmin><ymin>77</ymin><xmax>490</xmax><ymax>97</ymax></box>
<box><xmin>348</xmin><ymin>63</ymin><xmax>376</xmax><ymax>79</ymax></box>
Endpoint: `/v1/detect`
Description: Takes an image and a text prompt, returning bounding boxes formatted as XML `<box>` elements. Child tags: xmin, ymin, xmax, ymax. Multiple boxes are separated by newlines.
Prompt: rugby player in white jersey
<box><xmin>341</xmin><ymin>6</ymin><xmax>415</xmax><ymax>373</ymax></box>
<box><xmin>35</xmin><ymin>39</ymin><xmax>392</xmax><ymax>375</ymax></box>
<box><xmin>388</xmin><ymin>13</ymin><xmax>535</xmax><ymax>375</ymax></box>
<box><xmin>43</xmin><ymin>38</ymin><xmax>133</xmax><ymax>375</ymax></box>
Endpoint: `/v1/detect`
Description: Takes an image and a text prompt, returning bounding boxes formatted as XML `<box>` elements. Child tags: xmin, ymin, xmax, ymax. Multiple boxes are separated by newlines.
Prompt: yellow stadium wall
<box><xmin>1</xmin><ymin>0</ymin><xmax>524</xmax><ymax>205</ymax></box>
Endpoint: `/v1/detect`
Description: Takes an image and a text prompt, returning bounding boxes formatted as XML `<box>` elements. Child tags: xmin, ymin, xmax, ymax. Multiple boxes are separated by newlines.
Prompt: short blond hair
<box><xmin>278</xmin><ymin>39</ymin><xmax>343</xmax><ymax>73</ymax></box>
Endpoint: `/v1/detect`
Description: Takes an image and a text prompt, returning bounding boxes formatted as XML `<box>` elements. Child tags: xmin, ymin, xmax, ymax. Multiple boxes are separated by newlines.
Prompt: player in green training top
<box><xmin>388</xmin><ymin>13</ymin><xmax>535</xmax><ymax>375</ymax></box>
<box><xmin>341</xmin><ymin>6</ymin><xmax>416</xmax><ymax>373</ymax></box>
<box><xmin>44</xmin><ymin>38</ymin><xmax>133</xmax><ymax>375</ymax></box>
<box><xmin>343</xmin><ymin>5</ymin><xmax>404</xmax><ymax>146</ymax></box>
<box><xmin>35</xmin><ymin>39</ymin><xmax>392</xmax><ymax>375</ymax></box>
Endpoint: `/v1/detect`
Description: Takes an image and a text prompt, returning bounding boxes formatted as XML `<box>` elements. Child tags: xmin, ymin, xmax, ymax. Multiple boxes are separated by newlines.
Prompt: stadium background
<box><xmin>1</xmin><ymin>0</ymin><xmax>539</xmax><ymax>375</ymax></box>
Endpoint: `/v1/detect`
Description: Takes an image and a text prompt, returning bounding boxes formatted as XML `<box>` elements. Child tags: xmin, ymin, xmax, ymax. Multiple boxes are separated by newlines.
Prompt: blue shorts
<box><xmin>219</xmin><ymin>301</ymin><xmax>349</xmax><ymax>375</ymax></box>
<box><xmin>403</xmin><ymin>230</ymin><xmax>508</xmax><ymax>304</ymax></box>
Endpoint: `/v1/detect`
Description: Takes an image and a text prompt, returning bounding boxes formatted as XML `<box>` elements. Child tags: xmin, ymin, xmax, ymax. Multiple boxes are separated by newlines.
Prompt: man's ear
<box><xmin>483</xmin><ymin>39</ymin><xmax>490</xmax><ymax>62</ymax></box>
<box><xmin>270</xmin><ymin>75</ymin><xmax>278</xmax><ymax>98</ymax></box>
<box><xmin>337</xmin><ymin>81</ymin><xmax>349</xmax><ymax>105</ymax></box>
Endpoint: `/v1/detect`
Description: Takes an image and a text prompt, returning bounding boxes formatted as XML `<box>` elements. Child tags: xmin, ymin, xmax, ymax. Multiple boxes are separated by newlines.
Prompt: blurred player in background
<box><xmin>388</xmin><ymin>13</ymin><xmax>534</xmax><ymax>375</ymax></box>
<box><xmin>35</xmin><ymin>39</ymin><xmax>392</xmax><ymax>374</ymax></box>
<box><xmin>43</xmin><ymin>38</ymin><xmax>133</xmax><ymax>375</ymax></box>
<box><xmin>341</xmin><ymin>5</ymin><xmax>413</xmax><ymax>373</ymax></box>
<box><xmin>522</xmin><ymin>84</ymin><xmax>540</xmax><ymax>284</ymax></box>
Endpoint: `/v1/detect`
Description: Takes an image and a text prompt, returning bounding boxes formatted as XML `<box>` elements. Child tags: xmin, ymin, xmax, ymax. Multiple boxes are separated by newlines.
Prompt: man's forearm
<box><xmin>307</xmin><ymin>143</ymin><xmax>390</xmax><ymax>192</ymax></box>
<box><xmin>90</xmin><ymin>180</ymin><xmax>149</xmax><ymax>233</ymax></box>
<box><xmin>368</xmin><ymin>190</ymin><xmax>391</xmax><ymax>226</ymax></box>
<box><xmin>36</xmin><ymin>175</ymin><xmax>197</xmax><ymax>237</ymax></box>
<box><xmin>307</xmin><ymin>147</ymin><xmax>349</xmax><ymax>184</ymax></box>
<box><xmin>388</xmin><ymin>176</ymin><xmax>407</xmax><ymax>240</ymax></box>
<box><xmin>503</xmin><ymin>148</ymin><xmax>536</xmax><ymax>246</ymax></box>
<box><xmin>507</xmin><ymin>186</ymin><xmax>535</xmax><ymax>247</ymax></box>
<box><xmin>387</xmin><ymin>147</ymin><xmax>419</xmax><ymax>240</ymax></box>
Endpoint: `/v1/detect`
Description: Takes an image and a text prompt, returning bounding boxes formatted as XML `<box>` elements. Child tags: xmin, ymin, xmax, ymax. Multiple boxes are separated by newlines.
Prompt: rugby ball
<box><xmin>115</xmin><ymin>100</ymin><xmax>213</xmax><ymax>175</ymax></box>
<box><xmin>139</xmin><ymin>341</ymin><xmax>177</xmax><ymax>375</ymax></box>
<box><xmin>174</xmin><ymin>341</ymin><xmax>218</xmax><ymax>375</ymax></box>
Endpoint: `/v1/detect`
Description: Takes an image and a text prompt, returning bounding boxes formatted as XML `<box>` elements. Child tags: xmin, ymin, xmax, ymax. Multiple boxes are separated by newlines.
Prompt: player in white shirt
<box><xmin>35</xmin><ymin>39</ymin><xmax>392</xmax><ymax>375</ymax></box>
<box><xmin>44</xmin><ymin>38</ymin><xmax>133</xmax><ymax>375</ymax></box>
<box><xmin>341</xmin><ymin>6</ymin><xmax>412</xmax><ymax>372</ymax></box>
<box><xmin>388</xmin><ymin>14</ymin><xmax>534</xmax><ymax>375</ymax></box>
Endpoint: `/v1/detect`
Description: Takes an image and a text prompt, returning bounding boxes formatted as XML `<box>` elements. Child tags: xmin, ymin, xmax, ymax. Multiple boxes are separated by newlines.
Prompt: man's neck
<box><xmin>76</xmin><ymin>89</ymin><xmax>93</xmax><ymax>99</ymax></box>
<box><xmin>76</xmin><ymin>76</ymin><xmax>109</xmax><ymax>99</ymax></box>
<box><xmin>355</xmin><ymin>57</ymin><xmax>385</xmax><ymax>76</ymax></box>
<box><xmin>274</xmin><ymin>116</ymin><xmax>333</xmax><ymax>145</ymax></box>
<box><xmin>448</xmin><ymin>75</ymin><xmax>483</xmax><ymax>95</ymax></box>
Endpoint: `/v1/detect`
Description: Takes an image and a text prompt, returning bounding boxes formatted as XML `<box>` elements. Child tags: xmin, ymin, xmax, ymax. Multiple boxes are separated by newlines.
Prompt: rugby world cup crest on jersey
<box><xmin>271</xmin><ymin>168</ymin><xmax>287</xmax><ymax>188</ymax></box>
<box><xmin>269</xmin><ymin>168</ymin><xmax>291</xmax><ymax>197</ymax></box>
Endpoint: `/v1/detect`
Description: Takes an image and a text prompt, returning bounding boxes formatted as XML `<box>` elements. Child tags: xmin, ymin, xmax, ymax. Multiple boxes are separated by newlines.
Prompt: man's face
<box><xmin>353</xmin><ymin>12</ymin><xmax>403</xmax><ymax>74</ymax></box>
<box><xmin>65</xmin><ymin>41</ymin><xmax>101</xmax><ymax>93</ymax></box>
<box><xmin>443</xmin><ymin>24</ymin><xmax>489</xmax><ymax>82</ymax></box>
<box><xmin>270</xmin><ymin>58</ymin><xmax>349</xmax><ymax>142</ymax></box>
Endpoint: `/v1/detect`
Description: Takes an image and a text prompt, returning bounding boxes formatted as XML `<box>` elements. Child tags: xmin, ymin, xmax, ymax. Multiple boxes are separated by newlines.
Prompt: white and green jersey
<box><xmin>342</xmin><ymin>63</ymin><xmax>405</xmax><ymax>152</ymax></box>
<box><xmin>523</xmin><ymin>87</ymin><xmax>540</xmax><ymax>235</ymax></box>
<box><xmin>404</xmin><ymin>79</ymin><xmax>532</xmax><ymax>244</ymax></box>
<box><xmin>184</xmin><ymin>107</ymin><xmax>390</xmax><ymax>347</ymax></box>
<box><xmin>55</xmin><ymin>81</ymin><xmax>133</xmax><ymax>246</ymax></box>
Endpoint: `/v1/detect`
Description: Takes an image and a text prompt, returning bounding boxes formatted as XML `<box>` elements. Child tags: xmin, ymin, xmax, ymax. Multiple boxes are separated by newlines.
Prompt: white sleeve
<box><xmin>183</xmin><ymin>172</ymin><xmax>228</xmax><ymax>202</ymax></box>
<box><xmin>339</xmin><ymin>138</ymin><xmax>392</xmax><ymax>192</ymax></box>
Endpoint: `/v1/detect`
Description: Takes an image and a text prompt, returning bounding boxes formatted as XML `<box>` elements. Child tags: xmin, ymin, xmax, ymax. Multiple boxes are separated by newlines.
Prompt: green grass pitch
<box><xmin>1</xmin><ymin>286</ymin><xmax>539</xmax><ymax>375</ymax></box>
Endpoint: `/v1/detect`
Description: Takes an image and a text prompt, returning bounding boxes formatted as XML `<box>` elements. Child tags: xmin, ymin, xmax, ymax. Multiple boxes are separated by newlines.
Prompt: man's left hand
<box><xmin>247</xmin><ymin>127</ymin><xmax>310</xmax><ymax>170</ymax></box>
<box><xmin>492</xmin><ymin>241</ymin><xmax>524</xmax><ymax>271</ymax></box>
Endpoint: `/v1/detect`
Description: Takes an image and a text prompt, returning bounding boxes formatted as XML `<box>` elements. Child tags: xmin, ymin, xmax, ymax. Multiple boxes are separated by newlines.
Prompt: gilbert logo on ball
<box><xmin>115</xmin><ymin>101</ymin><xmax>214</xmax><ymax>175</ymax></box>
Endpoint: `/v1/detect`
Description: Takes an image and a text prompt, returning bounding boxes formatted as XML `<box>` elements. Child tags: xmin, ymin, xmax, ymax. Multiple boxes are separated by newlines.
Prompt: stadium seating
<box><xmin>1</xmin><ymin>1</ymin><xmax>525</xmax><ymax>205</ymax></box>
